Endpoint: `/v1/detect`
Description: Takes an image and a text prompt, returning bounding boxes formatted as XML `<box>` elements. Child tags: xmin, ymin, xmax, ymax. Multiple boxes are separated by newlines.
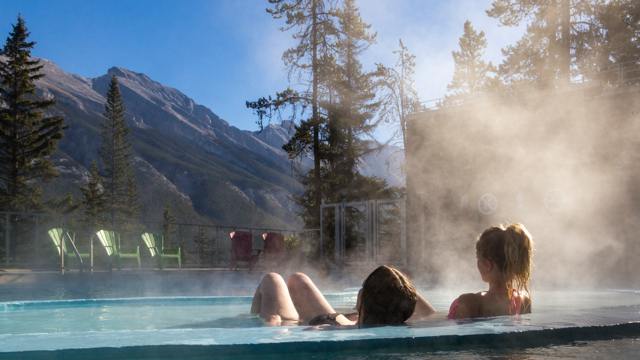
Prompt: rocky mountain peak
<box><xmin>33</xmin><ymin>57</ymin><xmax>404</xmax><ymax>228</ymax></box>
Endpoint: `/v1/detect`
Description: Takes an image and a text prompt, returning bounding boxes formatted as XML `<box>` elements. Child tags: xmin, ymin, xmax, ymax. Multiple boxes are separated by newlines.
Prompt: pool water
<box><xmin>0</xmin><ymin>297</ymin><xmax>255</xmax><ymax>334</ymax></box>
<box><xmin>1</xmin><ymin>289</ymin><xmax>639</xmax><ymax>334</ymax></box>
<box><xmin>0</xmin><ymin>285</ymin><xmax>639</xmax><ymax>359</ymax></box>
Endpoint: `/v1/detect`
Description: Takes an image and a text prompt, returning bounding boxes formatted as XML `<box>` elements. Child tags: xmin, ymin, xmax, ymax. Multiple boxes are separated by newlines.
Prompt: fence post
<box><xmin>335</xmin><ymin>205</ymin><xmax>342</xmax><ymax>266</ymax></box>
<box><xmin>90</xmin><ymin>219</ymin><xmax>94</xmax><ymax>273</ymax></box>
<box><xmin>319</xmin><ymin>208</ymin><xmax>324</xmax><ymax>261</ymax></box>
<box><xmin>61</xmin><ymin>218</ymin><xmax>66</xmax><ymax>274</ymax></box>
<box><xmin>5</xmin><ymin>214</ymin><xmax>9</xmax><ymax>266</ymax></box>
<box><xmin>179</xmin><ymin>224</ymin><xmax>183</xmax><ymax>267</ymax></box>
<box><xmin>35</xmin><ymin>216</ymin><xmax>39</xmax><ymax>266</ymax></box>
<box><xmin>197</xmin><ymin>226</ymin><xmax>201</xmax><ymax>267</ymax></box>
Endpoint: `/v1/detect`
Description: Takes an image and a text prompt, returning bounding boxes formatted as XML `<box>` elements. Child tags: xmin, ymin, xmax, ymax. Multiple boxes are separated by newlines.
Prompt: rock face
<box><xmin>35</xmin><ymin>58</ymin><xmax>404</xmax><ymax>228</ymax></box>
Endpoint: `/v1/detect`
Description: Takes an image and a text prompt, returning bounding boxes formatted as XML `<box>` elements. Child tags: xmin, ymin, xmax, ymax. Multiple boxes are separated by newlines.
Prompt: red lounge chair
<box><xmin>262</xmin><ymin>232</ymin><xmax>286</xmax><ymax>267</ymax></box>
<box><xmin>229</xmin><ymin>231</ymin><xmax>261</xmax><ymax>270</ymax></box>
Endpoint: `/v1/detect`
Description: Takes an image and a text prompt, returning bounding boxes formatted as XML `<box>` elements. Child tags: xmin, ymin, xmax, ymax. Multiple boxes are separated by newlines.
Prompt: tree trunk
<box><xmin>561</xmin><ymin>0</ymin><xmax>571</xmax><ymax>83</ymax></box>
<box><xmin>312</xmin><ymin>0</ymin><xmax>322</xmax><ymax>227</ymax></box>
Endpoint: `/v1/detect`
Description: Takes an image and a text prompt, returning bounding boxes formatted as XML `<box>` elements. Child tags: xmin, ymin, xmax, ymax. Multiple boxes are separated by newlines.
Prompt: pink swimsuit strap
<box><xmin>446</xmin><ymin>297</ymin><xmax>459</xmax><ymax>320</ymax></box>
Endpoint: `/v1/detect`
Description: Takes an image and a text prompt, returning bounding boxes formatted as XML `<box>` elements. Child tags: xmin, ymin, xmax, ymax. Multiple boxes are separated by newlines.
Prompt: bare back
<box><xmin>453</xmin><ymin>291</ymin><xmax>531</xmax><ymax>319</ymax></box>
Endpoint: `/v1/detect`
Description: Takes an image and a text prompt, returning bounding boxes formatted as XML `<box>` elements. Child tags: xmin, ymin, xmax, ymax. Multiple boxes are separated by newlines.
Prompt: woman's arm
<box><xmin>408</xmin><ymin>293</ymin><xmax>438</xmax><ymax>320</ymax></box>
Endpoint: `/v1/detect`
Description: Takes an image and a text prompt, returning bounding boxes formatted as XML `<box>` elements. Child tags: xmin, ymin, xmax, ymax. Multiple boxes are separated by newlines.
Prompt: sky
<box><xmin>1</xmin><ymin>0</ymin><xmax>525</xmax><ymax>140</ymax></box>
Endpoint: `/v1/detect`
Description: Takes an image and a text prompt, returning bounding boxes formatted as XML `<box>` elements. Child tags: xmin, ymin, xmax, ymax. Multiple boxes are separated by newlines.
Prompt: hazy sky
<box><xmin>1</xmin><ymin>0</ymin><xmax>524</xmax><ymax>138</ymax></box>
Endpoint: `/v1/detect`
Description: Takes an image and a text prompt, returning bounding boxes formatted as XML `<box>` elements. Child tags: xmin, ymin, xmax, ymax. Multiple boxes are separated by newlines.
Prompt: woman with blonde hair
<box><xmin>446</xmin><ymin>223</ymin><xmax>534</xmax><ymax>319</ymax></box>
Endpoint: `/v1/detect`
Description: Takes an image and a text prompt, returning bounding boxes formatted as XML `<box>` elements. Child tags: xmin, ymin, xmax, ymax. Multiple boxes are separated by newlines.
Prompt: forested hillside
<box><xmin>35</xmin><ymin>60</ymin><xmax>403</xmax><ymax>228</ymax></box>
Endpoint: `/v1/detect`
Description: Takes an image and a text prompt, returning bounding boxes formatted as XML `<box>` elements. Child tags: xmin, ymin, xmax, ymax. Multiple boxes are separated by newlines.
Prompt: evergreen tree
<box><xmin>46</xmin><ymin>193</ymin><xmax>81</xmax><ymax>216</ymax></box>
<box><xmin>79</xmin><ymin>159</ymin><xmax>106</xmax><ymax>218</ymax></box>
<box><xmin>98</xmin><ymin>73</ymin><xmax>139</xmax><ymax>219</ymax></box>
<box><xmin>487</xmin><ymin>0</ymin><xmax>604</xmax><ymax>87</ymax></box>
<box><xmin>588</xmin><ymin>0</ymin><xmax>640</xmax><ymax>86</ymax></box>
<box><xmin>378</xmin><ymin>39</ymin><xmax>422</xmax><ymax>156</ymax></box>
<box><xmin>0</xmin><ymin>15</ymin><xmax>68</xmax><ymax>212</ymax></box>
<box><xmin>122</xmin><ymin>169</ymin><xmax>141</xmax><ymax>219</ymax></box>
<box><xmin>247</xmin><ymin>0</ymin><xmax>338</xmax><ymax>227</ymax></box>
<box><xmin>249</xmin><ymin>1</ymin><xmax>401</xmax><ymax>227</ymax></box>
<box><xmin>325</xmin><ymin>0</ymin><xmax>382</xmax><ymax>202</ymax></box>
<box><xmin>161</xmin><ymin>202</ymin><xmax>177</xmax><ymax>246</ymax></box>
<box><xmin>444</xmin><ymin>21</ymin><xmax>497</xmax><ymax>106</ymax></box>
<box><xmin>488</xmin><ymin>0</ymin><xmax>639</xmax><ymax>89</ymax></box>
<box><xmin>193</xmin><ymin>226</ymin><xmax>213</xmax><ymax>266</ymax></box>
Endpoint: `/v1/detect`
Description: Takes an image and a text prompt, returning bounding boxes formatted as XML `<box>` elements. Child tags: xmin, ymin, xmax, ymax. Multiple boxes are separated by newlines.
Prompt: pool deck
<box><xmin>0</xmin><ymin>266</ymin><xmax>371</xmax><ymax>295</ymax></box>
<box><xmin>0</xmin><ymin>267</ymin><xmax>267</xmax><ymax>283</ymax></box>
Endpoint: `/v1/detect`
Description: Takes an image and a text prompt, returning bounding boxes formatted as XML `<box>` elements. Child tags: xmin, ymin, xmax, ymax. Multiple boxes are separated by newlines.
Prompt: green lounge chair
<box><xmin>95</xmin><ymin>230</ymin><xmax>140</xmax><ymax>270</ymax></box>
<box><xmin>47</xmin><ymin>228</ymin><xmax>92</xmax><ymax>269</ymax></box>
<box><xmin>141</xmin><ymin>233</ymin><xmax>181</xmax><ymax>270</ymax></box>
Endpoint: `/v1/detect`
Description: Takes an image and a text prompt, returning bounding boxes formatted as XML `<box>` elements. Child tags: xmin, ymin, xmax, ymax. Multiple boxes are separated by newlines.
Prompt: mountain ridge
<box><xmin>33</xmin><ymin>58</ymin><xmax>404</xmax><ymax>228</ymax></box>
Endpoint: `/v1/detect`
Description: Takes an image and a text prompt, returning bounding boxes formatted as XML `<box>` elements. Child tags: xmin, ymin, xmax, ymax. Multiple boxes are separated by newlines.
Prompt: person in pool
<box><xmin>444</xmin><ymin>223</ymin><xmax>534</xmax><ymax>319</ymax></box>
<box><xmin>251</xmin><ymin>223</ymin><xmax>532</xmax><ymax>325</ymax></box>
<box><xmin>250</xmin><ymin>265</ymin><xmax>435</xmax><ymax>326</ymax></box>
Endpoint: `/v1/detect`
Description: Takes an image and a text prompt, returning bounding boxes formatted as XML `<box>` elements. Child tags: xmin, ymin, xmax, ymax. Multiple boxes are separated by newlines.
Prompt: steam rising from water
<box><xmin>406</xmin><ymin>86</ymin><xmax>640</xmax><ymax>290</ymax></box>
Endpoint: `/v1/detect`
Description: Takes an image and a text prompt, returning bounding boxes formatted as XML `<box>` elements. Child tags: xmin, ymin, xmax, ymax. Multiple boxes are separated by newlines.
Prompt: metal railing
<box><xmin>0</xmin><ymin>211</ymin><xmax>319</xmax><ymax>271</ymax></box>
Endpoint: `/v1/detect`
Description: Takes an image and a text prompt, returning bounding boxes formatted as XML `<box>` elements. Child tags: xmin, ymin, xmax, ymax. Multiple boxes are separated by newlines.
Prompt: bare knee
<box><xmin>287</xmin><ymin>272</ymin><xmax>312</xmax><ymax>291</ymax></box>
<box><xmin>258</xmin><ymin>273</ymin><xmax>285</xmax><ymax>291</ymax></box>
<box><xmin>261</xmin><ymin>272</ymin><xmax>284</xmax><ymax>284</ymax></box>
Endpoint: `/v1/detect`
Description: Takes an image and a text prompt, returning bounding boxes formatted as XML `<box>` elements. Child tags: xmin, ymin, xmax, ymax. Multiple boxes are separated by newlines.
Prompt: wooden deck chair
<box><xmin>229</xmin><ymin>231</ymin><xmax>261</xmax><ymax>270</ymax></box>
<box><xmin>262</xmin><ymin>232</ymin><xmax>286</xmax><ymax>267</ymax></box>
<box><xmin>95</xmin><ymin>230</ymin><xmax>140</xmax><ymax>270</ymax></box>
<box><xmin>47</xmin><ymin>228</ymin><xmax>92</xmax><ymax>269</ymax></box>
<box><xmin>141</xmin><ymin>233</ymin><xmax>181</xmax><ymax>270</ymax></box>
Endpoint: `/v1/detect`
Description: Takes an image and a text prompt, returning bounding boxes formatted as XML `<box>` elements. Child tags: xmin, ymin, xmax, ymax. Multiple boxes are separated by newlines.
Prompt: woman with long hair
<box><xmin>250</xmin><ymin>265</ymin><xmax>432</xmax><ymax>326</ymax></box>
<box><xmin>446</xmin><ymin>223</ymin><xmax>534</xmax><ymax>319</ymax></box>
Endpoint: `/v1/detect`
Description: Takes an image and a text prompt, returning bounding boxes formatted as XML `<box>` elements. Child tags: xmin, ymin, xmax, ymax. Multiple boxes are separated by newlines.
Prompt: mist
<box><xmin>405</xmin><ymin>84</ymin><xmax>640</xmax><ymax>291</ymax></box>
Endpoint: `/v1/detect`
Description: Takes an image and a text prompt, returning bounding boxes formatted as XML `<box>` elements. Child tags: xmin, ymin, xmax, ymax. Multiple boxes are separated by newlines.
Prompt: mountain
<box><xmin>34</xmin><ymin>58</ymin><xmax>404</xmax><ymax>228</ymax></box>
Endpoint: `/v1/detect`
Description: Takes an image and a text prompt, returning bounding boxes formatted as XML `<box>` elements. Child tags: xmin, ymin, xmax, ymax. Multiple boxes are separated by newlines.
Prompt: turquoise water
<box><xmin>0</xmin><ymin>283</ymin><xmax>639</xmax><ymax>359</ymax></box>
<box><xmin>2</xmin><ymin>289</ymin><xmax>640</xmax><ymax>334</ymax></box>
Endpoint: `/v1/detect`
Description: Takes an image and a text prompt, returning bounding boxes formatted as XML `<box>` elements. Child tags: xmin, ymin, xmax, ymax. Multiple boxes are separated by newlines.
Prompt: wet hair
<box><xmin>476</xmin><ymin>223</ymin><xmax>534</xmax><ymax>304</ymax></box>
<box><xmin>358</xmin><ymin>265</ymin><xmax>417</xmax><ymax>325</ymax></box>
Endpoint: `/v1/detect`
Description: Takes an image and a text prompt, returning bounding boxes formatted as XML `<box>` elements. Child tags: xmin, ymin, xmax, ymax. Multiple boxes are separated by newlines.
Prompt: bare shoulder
<box><xmin>454</xmin><ymin>293</ymin><xmax>482</xmax><ymax>319</ymax></box>
<box><xmin>458</xmin><ymin>292</ymin><xmax>484</xmax><ymax>306</ymax></box>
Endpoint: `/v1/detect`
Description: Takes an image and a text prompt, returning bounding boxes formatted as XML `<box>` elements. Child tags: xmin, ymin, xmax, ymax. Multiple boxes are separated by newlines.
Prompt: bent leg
<box><xmin>287</xmin><ymin>273</ymin><xmax>335</xmax><ymax>321</ymax></box>
<box><xmin>251</xmin><ymin>273</ymin><xmax>299</xmax><ymax>324</ymax></box>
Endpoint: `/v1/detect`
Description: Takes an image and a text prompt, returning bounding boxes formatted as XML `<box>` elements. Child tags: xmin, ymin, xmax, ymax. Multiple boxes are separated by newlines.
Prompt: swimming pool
<box><xmin>0</xmin><ymin>286</ymin><xmax>638</xmax><ymax>359</ymax></box>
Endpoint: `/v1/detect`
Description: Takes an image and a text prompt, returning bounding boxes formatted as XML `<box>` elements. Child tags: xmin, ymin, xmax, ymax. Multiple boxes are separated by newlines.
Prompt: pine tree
<box><xmin>247</xmin><ymin>0</ymin><xmax>338</xmax><ymax>227</ymax></box>
<box><xmin>98</xmin><ymin>73</ymin><xmax>139</xmax><ymax>219</ymax></box>
<box><xmin>79</xmin><ymin>159</ymin><xmax>106</xmax><ymax>218</ymax></box>
<box><xmin>378</xmin><ymin>39</ymin><xmax>422</xmax><ymax>156</ymax></box>
<box><xmin>444</xmin><ymin>21</ymin><xmax>497</xmax><ymax>106</ymax></box>
<box><xmin>122</xmin><ymin>169</ymin><xmax>141</xmax><ymax>219</ymax></box>
<box><xmin>325</xmin><ymin>0</ymin><xmax>382</xmax><ymax>202</ymax></box>
<box><xmin>161</xmin><ymin>202</ymin><xmax>177</xmax><ymax>246</ymax></box>
<box><xmin>589</xmin><ymin>0</ymin><xmax>640</xmax><ymax>86</ymax></box>
<box><xmin>46</xmin><ymin>193</ymin><xmax>81</xmax><ymax>216</ymax></box>
<box><xmin>487</xmin><ymin>0</ymin><xmax>606</xmax><ymax>88</ymax></box>
<box><xmin>193</xmin><ymin>226</ymin><xmax>212</xmax><ymax>266</ymax></box>
<box><xmin>0</xmin><ymin>15</ymin><xmax>68</xmax><ymax>212</ymax></box>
